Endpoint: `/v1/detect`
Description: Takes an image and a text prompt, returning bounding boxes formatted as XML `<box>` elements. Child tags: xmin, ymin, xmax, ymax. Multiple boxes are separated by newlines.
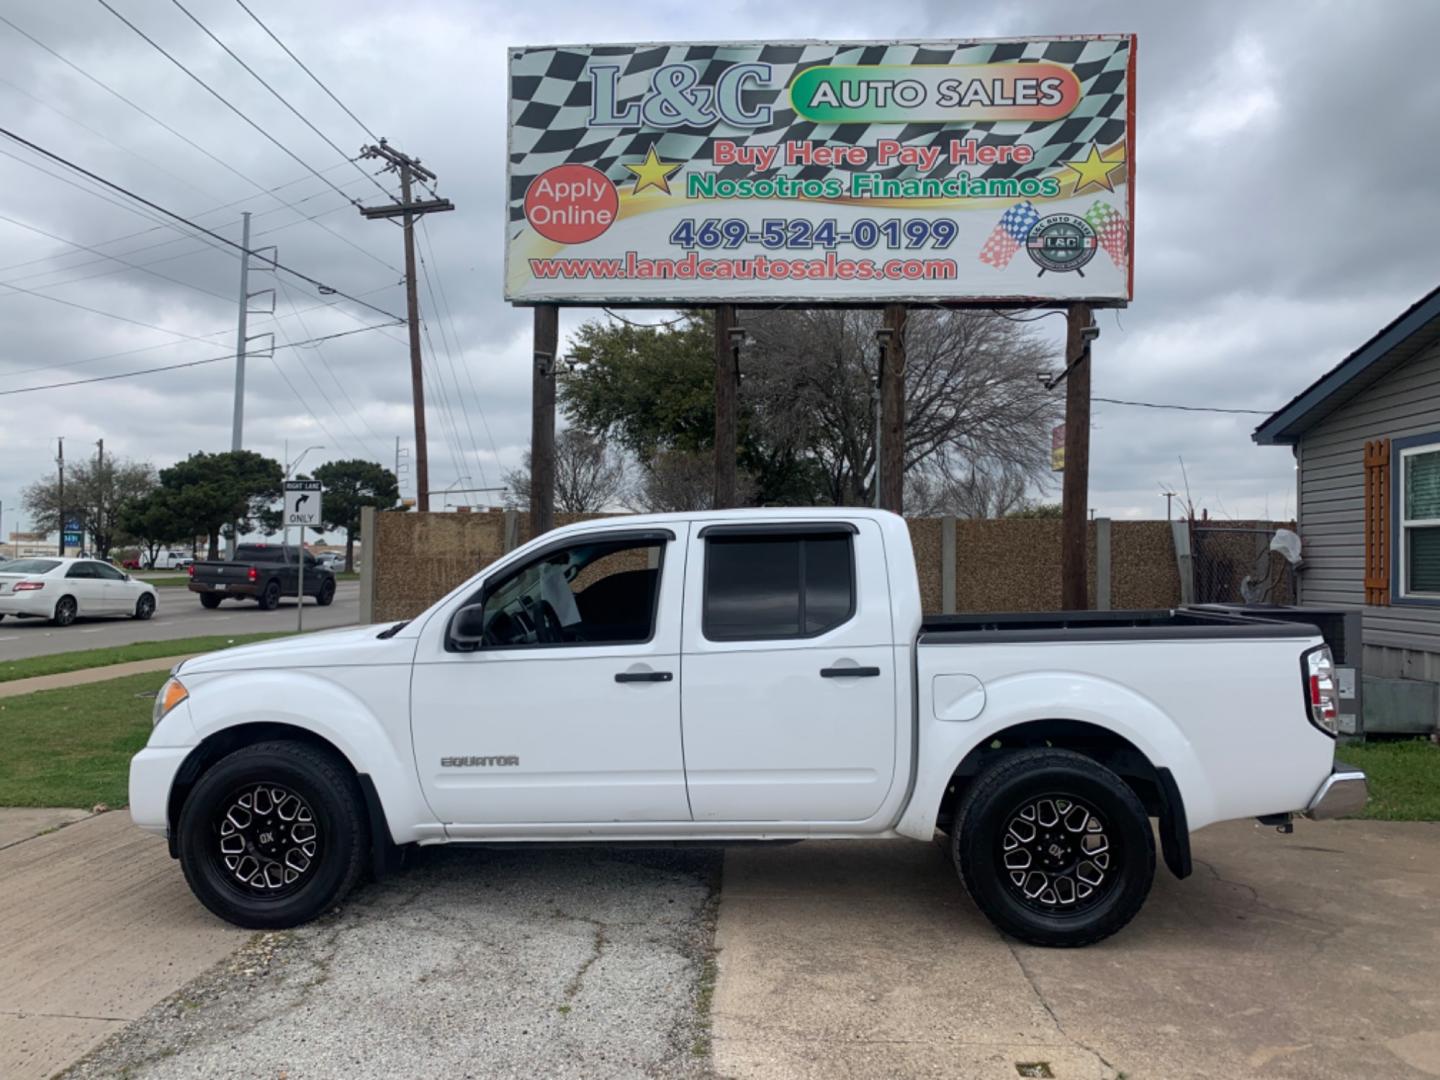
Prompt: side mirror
<box><xmin>448</xmin><ymin>603</ymin><xmax>488</xmax><ymax>650</ymax></box>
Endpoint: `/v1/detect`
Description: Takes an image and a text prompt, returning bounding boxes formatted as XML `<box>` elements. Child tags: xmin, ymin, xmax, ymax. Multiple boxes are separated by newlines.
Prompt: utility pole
<box><xmin>359</xmin><ymin>141</ymin><xmax>455</xmax><ymax>513</ymax></box>
<box><xmin>1161</xmin><ymin>489</ymin><xmax>1177</xmax><ymax>520</ymax></box>
<box><xmin>94</xmin><ymin>438</ymin><xmax>104</xmax><ymax>559</ymax></box>
<box><xmin>231</xmin><ymin>212</ymin><xmax>252</xmax><ymax>456</ymax></box>
<box><xmin>56</xmin><ymin>437</ymin><xmax>64</xmax><ymax>556</ymax></box>
<box><xmin>712</xmin><ymin>305</ymin><xmax>738</xmax><ymax>509</ymax></box>
<box><xmin>1059</xmin><ymin>303</ymin><xmax>1096</xmax><ymax>610</ymax></box>
<box><xmin>878</xmin><ymin>304</ymin><xmax>907</xmax><ymax>513</ymax></box>
<box><xmin>530</xmin><ymin>305</ymin><xmax>558</xmax><ymax>536</ymax></box>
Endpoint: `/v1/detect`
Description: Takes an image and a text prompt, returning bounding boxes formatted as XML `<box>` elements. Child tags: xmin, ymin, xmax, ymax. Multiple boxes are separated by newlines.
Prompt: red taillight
<box><xmin>1304</xmin><ymin>646</ymin><xmax>1339</xmax><ymax>736</ymax></box>
<box><xmin>13</xmin><ymin>581</ymin><xmax>44</xmax><ymax>592</ymax></box>
<box><xmin>187</xmin><ymin>564</ymin><xmax>195</xmax><ymax>577</ymax></box>
<box><xmin>248</xmin><ymin>567</ymin><xmax>258</xmax><ymax>582</ymax></box>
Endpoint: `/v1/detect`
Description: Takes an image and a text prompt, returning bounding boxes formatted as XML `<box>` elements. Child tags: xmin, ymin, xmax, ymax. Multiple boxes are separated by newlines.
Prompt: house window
<box><xmin>1401</xmin><ymin>443</ymin><xmax>1440</xmax><ymax>597</ymax></box>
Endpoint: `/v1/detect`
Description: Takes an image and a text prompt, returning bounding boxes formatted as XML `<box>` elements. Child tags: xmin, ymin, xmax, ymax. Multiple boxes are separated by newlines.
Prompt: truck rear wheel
<box><xmin>952</xmin><ymin>748</ymin><xmax>1154</xmax><ymax>948</ymax></box>
<box><xmin>199</xmin><ymin>593</ymin><xmax>223</xmax><ymax>609</ymax></box>
<box><xmin>177</xmin><ymin>741</ymin><xmax>367</xmax><ymax>929</ymax></box>
<box><xmin>257</xmin><ymin>581</ymin><xmax>281</xmax><ymax>610</ymax></box>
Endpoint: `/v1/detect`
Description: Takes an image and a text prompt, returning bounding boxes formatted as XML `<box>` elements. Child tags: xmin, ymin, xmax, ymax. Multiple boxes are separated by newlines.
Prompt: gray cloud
<box><xmin>0</xmin><ymin>0</ymin><xmax>1434</xmax><ymax>540</ymax></box>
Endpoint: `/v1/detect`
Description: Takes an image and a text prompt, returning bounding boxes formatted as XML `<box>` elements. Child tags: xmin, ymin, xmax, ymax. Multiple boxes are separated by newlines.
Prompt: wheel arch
<box><xmin>165</xmin><ymin>721</ymin><xmax>405</xmax><ymax>879</ymax></box>
<box><xmin>924</xmin><ymin>718</ymin><xmax>1191</xmax><ymax>880</ymax></box>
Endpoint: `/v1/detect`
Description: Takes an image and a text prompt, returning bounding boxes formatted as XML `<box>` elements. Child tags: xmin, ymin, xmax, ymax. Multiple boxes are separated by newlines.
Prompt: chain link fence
<box><xmin>1191</xmin><ymin>525</ymin><xmax>1297</xmax><ymax>606</ymax></box>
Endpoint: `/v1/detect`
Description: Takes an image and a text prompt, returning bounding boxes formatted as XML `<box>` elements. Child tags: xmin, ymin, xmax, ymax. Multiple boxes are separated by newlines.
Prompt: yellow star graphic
<box><xmin>1063</xmin><ymin>143</ymin><xmax>1125</xmax><ymax>194</ymax></box>
<box><xmin>623</xmin><ymin>146</ymin><xmax>684</xmax><ymax>196</ymax></box>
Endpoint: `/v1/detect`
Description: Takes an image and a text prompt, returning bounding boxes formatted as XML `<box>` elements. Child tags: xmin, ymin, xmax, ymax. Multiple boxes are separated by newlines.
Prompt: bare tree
<box><xmin>622</xmin><ymin>448</ymin><xmax>758</xmax><ymax>513</ymax></box>
<box><xmin>742</xmin><ymin>309</ymin><xmax>1060</xmax><ymax>508</ymax></box>
<box><xmin>905</xmin><ymin>458</ymin><xmax>1038</xmax><ymax>518</ymax></box>
<box><xmin>504</xmin><ymin>428</ymin><xmax>627</xmax><ymax>513</ymax></box>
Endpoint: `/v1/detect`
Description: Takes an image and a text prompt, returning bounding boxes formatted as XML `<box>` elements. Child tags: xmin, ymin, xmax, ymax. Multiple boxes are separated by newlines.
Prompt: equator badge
<box><xmin>1026</xmin><ymin>213</ymin><xmax>1098</xmax><ymax>276</ymax></box>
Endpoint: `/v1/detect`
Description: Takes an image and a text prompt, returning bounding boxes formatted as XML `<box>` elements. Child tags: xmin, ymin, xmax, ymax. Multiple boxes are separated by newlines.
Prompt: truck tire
<box><xmin>177</xmin><ymin>741</ymin><xmax>367</xmax><ymax>929</ymax></box>
<box><xmin>315</xmin><ymin>578</ymin><xmax>336</xmax><ymax>607</ymax></box>
<box><xmin>257</xmin><ymin>580</ymin><xmax>282</xmax><ymax>611</ymax></box>
<box><xmin>199</xmin><ymin>593</ymin><xmax>223</xmax><ymax>609</ymax></box>
<box><xmin>952</xmin><ymin>748</ymin><xmax>1154</xmax><ymax>948</ymax></box>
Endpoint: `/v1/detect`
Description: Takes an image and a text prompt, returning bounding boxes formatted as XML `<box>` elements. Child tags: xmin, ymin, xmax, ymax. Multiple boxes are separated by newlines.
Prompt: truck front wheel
<box><xmin>952</xmin><ymin>748</ymin><xmax>1154</xmax><ymax>948</ymax></box>
<box><xmin>177</xmin><ymin>741</ymin><xmax>367</xmax><ymax>929</ymax></box>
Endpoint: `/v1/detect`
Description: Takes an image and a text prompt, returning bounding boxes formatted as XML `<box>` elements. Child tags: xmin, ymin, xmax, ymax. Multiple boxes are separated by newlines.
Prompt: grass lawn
<box><xmin>0</xmin><ymin>671</ymin><xmax>162</xmax><ymax>807</ymax></box>
<box><xmin>1340</xmin><ymin>738</ymin><xmax>1440</xmax><ymax>821</ymax></box>
<box><xmin>0</xmin><ymin>633</ymin><xmax>289</xmax><ymax>684</ymax></box>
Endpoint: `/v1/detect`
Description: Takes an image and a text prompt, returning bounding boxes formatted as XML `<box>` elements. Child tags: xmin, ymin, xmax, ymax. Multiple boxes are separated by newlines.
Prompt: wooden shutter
<box><xmin>1364</xmin><ymin>438</ymin><xmax>1391</xmax><ymax>605</ymax></box>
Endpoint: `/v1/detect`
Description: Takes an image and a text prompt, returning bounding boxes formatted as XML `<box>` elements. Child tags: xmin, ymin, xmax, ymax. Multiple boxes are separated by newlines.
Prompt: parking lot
<box><xmin>4</xmin><ymin>814</ymin><xmax>1437</xmax><ymax>1080</ymax></box>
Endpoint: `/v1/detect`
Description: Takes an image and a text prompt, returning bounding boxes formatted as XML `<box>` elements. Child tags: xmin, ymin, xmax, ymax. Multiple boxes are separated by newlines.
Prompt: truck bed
<box><xmin>919</xmin><ymin>607</ymin><xmax>1321</xmax><ymax>644</ymax></box>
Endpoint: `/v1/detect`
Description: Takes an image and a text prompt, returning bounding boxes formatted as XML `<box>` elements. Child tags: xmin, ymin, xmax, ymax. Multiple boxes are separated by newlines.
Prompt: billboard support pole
<box><xmin>530</xmin><ymin>304</ymin><xmax>558</xmax><ymax>536</ymax></box>
<box><xmin>879</xmin><ymin>304</ymin><xmax>908</xmax><ymax>513</ymax></box>
<box><xmin>713</xmin><ymin>304</ymin><xmax>738</xmax><ymax>509</ymax></box>
<box><xmin>1061</xmin><ymin>302</ymin><xmax>1094</xmax><ymax>610</ymax></box>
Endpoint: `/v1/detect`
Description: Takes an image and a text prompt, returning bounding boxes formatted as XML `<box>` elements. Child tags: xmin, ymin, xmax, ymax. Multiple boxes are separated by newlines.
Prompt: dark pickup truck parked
<box><xmin>188</xmin><ymin>543</ymin><xmax>336</xmax><ymax>610</ymax></box>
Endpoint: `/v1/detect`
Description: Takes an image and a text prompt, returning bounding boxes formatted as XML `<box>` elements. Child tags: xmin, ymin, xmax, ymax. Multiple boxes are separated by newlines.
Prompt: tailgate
<box><xmin>192</xmin><ymin>562</ymin><xmax>253</xmax><ymax>585</ymax></box>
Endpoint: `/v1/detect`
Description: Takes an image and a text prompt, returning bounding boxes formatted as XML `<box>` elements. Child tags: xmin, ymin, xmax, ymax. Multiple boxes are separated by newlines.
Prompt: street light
<box><xmin>286</xmin><ymin>444</ymin><xmax>325</xmax><ymax>480</ymax></box>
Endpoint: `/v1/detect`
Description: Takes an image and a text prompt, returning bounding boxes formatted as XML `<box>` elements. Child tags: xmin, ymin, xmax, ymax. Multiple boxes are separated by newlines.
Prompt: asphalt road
<box><xmin>0</xmin><ymin>582</ymin><xmax>361</xmax><ymax>661</ymax></box>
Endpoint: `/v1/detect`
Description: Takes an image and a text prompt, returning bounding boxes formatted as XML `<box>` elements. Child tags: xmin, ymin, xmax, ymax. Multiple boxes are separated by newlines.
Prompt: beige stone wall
<box><xmin>367</xmin><ymin>511</ymin><xmax>1286</xmax><ymax>623</ymax></box>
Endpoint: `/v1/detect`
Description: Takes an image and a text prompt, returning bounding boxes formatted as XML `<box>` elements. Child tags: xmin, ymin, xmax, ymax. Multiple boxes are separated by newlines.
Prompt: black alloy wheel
<box><xmin>178</xmin><ymin>741</ymin><xmax>366</xmax><ymax>928</ymax></box>
<box><xmin>315</xmin><ymin>578</ymin><xmax>336</xmax><ymax>607</ymax></box>
<box><xmin>258</xmin><ymin>581</ymin><xmax>282</xmax><ymax>610</ymax></box>
<box><xmin>953</xmin><ymin>748</ymin><xmax>1154</xmax><ymax>948</ymax></box>
<box><xmin>134</xmin><ymin>593</ymin><xmax>156</xmax><ymax>620</ymax></box>
<box><xmin>200</xmin><ymin>593</ymin><xmax>223</xmax><ymax>609</ymax></box>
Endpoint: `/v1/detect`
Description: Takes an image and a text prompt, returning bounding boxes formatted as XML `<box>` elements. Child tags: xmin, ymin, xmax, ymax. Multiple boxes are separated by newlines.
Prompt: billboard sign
<box><xmin>506</xmin><ymin>37</ymin><xmax>1135</xmax><ymax>305</ymax></box>
<box><xmin>1051</xmin><ymin>423</ymin><xmax>1066</xmax><ymax>471</ymax></box>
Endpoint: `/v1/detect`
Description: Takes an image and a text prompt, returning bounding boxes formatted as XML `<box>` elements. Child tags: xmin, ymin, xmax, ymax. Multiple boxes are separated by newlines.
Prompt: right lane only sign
<box><xmin>284</xmin><ymin>480</ymin><xmax>322</xmax><ymax>527</ymax></box>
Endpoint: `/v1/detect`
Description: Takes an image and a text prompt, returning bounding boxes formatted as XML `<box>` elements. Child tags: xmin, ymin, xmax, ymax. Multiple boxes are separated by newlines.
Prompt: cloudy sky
<box><xmin>1</xmin><ymin>0</ymin><xmax>1436</xmax><ymax>538</ymax></box>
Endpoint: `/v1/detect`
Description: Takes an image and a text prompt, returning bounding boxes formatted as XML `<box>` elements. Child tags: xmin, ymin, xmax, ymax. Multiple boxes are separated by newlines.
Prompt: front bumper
<box><xmin>1304</xmin><ymin>763</ymin><xmax>1369</xmax><ymax>820</ymax></box>
<box><xmin>129</xmin><ymin>746</ymin><xmax>192</xmax><ymax>837</ymax></box>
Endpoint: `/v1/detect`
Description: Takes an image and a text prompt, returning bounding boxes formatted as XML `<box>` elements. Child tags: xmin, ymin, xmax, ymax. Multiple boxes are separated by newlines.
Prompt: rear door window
<box><xmin>703</xmin><ymin>532</ymin><xmax>855</xmax><ymax>641</ymax></box>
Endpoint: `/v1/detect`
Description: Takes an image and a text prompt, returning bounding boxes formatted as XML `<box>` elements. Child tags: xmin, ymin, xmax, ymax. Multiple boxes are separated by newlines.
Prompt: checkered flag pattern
<box><xmin>508</xmin><ymin>39</ymin><xmax>1133</xmax><ymax>231</ymax></box>
<box><xmin>978</xmin><ymin>201</ymin><xmax>1040</xmax><ymax>268</ymax></box>
<box><xmin>1083</xmin><ymin>200</ymin><xmax>1129</xmax><ymax>267</ymax></box>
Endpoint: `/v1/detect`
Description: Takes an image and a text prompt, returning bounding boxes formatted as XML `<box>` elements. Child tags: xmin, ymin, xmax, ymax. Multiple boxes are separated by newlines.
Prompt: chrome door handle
<box><xmin>615</xmin><ymin>671</ymin><xmax>673</xmax><ymax>683</ymax></box>
<box><xmin>820</xmin><ymin>666</ymin><xmax>881</xmax><ymax>678</ymax></box>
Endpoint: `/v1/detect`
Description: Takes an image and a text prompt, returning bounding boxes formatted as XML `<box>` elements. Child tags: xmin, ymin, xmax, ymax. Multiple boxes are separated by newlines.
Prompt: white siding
<box><xmin>1298</xmin><ymin>338</ymin><xmax>1440</xmax><ymax>654</ymax></box>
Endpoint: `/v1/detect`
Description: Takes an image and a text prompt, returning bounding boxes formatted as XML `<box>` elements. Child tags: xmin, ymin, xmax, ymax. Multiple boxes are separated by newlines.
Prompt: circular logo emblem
<box><xmin>1026</xmin><ymin>213</ymin><xmax>1098</xmax><ymax>274</ymax></box>
<box><xmin>523</xmin><ymin>164</ymin><xmax>618</xmax><ymax>245</ymax></box>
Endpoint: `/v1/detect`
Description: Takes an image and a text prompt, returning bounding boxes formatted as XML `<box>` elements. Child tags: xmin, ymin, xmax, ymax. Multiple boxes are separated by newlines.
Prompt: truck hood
<box><xmin>177</xmin><ymin>624</ymin><xmax>412</xmax><ymax>675</ymax></box>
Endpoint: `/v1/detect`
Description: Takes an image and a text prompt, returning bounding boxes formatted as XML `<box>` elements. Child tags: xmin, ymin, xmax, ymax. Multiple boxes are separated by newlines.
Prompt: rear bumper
<box><xmin>189</xmin><ymin>582</ymin><xmax>257</xmax><ymax>597</ymax></box>
<box><xmin>1304</xmin><ymin>763</ymin><xmax>1368</xmax><ymax>820</ymax></box>
<box><xmin>0</xmin><ymin>590</ymin><xmax>53</xmax><ymax>617</ymax></box>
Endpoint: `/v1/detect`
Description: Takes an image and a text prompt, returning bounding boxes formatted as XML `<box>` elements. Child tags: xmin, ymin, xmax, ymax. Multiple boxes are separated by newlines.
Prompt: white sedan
<box><xmin>0</xmin><ymin>557</ymin><xmax>158</xmax><ymax>626</ymax></box>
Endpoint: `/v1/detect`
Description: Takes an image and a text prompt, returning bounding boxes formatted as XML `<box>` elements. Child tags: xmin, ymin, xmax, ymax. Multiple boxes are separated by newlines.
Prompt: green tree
<box><xmin>116</xmin><ymin>488</ymin><xmax>192</xmax><ymax>568</ymax></box>
<box><xmin>1007</xmin><ymin>502</ymin><xmax>1064</xmax><ymax>519</ymax></box>
<box><xmin>158</xmin><ymin>450</ymin><xmax>283</xmax><ymax>559</ymax></box>
<box><xmin>311</xmin><ymin>459</ymin><xmax>399</xmax><ymax>571</ymax></box>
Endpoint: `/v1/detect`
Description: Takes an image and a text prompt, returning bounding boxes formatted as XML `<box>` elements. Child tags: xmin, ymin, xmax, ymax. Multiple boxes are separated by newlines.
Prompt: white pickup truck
<box><xmin>130</xmin><ymin>510</ymin><xmax>1366</xmax><ymax>946</ymax></box>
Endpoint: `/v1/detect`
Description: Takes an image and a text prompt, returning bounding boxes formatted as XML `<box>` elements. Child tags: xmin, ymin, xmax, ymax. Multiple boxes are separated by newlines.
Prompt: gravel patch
<box><xmin>65</xmin><ymin>845</ymin><xmax>722</xmax><ymax>1079</ymax></box>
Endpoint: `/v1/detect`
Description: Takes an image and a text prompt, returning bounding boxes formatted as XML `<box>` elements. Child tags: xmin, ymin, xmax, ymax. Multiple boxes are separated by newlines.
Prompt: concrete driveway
<box><xmin>713</xmin><ymin>821</ymin><xmax>1440</xmax><ymax>1080</ymax></box>
<box><xmin>9</xmin><ymin>816</ymin><xmax>1438</xmax><ymax>1079</ymax></box>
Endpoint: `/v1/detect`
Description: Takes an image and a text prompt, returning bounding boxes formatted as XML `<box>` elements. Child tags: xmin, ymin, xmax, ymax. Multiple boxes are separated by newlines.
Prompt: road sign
<box><xmin>284</xmin><ymin>480</ymin><xmax>323</xmax><ymax>527</ymax></box>
<box><xmin>62</xmin><ymin>532</ymin><xmax>81</xmax><ymax>547</ymax></box>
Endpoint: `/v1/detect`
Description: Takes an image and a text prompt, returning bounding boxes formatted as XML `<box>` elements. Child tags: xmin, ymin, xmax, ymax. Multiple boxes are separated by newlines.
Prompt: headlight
<box><xmin>153</xmin><ymin>677</ymin><xmax>189</xmax><ymax>727</ymax></box>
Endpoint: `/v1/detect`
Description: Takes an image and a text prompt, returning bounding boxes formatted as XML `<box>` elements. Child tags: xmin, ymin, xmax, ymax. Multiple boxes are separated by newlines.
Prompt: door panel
<box><xmin>410</xmin><ymin>529</ymin><xmax>691</xmax><ymax>827</ymax></box>
<box><xmin>64</xmin><ymin>564</ymin><xmax>103</xmax><ymax>613</ymax></box>
<box><xmin>679</xmin><ymin>520</ymin><xmax>899</xmax><ymax>823</ymax></box>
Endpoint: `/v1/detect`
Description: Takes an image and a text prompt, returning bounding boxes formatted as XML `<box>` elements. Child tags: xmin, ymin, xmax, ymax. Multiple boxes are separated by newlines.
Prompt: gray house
<box><xmin>1254</xmin><ymin>285</ymin><xmax>1440</xmax><ymax>732</ymax></box>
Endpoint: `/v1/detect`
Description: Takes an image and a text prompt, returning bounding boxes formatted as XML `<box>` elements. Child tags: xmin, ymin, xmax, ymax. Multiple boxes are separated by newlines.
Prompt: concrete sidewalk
<box><xmin>0</xmin><ymin>655</ymin><xmax>195</xmax><ymax>699</ymax></box>
<box><xmin>0</xmin><ymin>812</ymin><xmax>245</xmax><ymax>1080</ymax></box>
<box><xmin>713</xmin><ymin>821</ymin><xmax>1440</xmax><ymax>1080</ymax></box>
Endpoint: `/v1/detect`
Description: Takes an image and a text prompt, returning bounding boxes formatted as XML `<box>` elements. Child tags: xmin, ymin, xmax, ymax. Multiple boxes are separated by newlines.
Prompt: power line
<box><xmin>95</xmin><ymin>0</ymin><xmax>358</xmax><ymax>207</ymax></box>
<box><xmin>415</xmin><ymin>240</ymin><xmax>488</xmax><ymax>486</ymax></box>
<box><xmin>167</xmin><ymin>0</ymin><xmax>393</xmax><ymax>203</ymax></box>
<box><xmin>0</xmin><ymin>282</ymin><xmax>402</xmax><ymax>380</ymax></box>
<box><xmin>0</xmin><ymin>9</ymin><xmax>396</xmax><ymax>274</ymax></box>
<box><xmin>0</xmin><ymin>126</ymin><xmax>404</xmax><ymax>323</ymax></box>
<box><xmin>1093</xmin><ymin>397</ymin><xmax>1273</xmax><ymax>416</ymax></box>
<box><xmin>0</xmin><ymin>323</ymin><xmax>399</xmax><ymax>396</ymax></box>
<box><xmin>234</xmin><ymin>0</ymin><xmax>381</xmax><ymax>143</ymax></box>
